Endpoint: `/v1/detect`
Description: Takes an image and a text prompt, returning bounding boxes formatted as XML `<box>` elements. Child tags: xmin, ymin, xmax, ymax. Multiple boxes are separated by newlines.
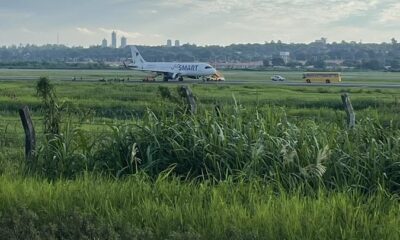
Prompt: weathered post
<box><xmin>341</xmin><ymin>93</ymin><xmax>355</xmax><ymax>128</ymax></box>
<box><xmin>19</xmin><ymin>106</ymin><xmax>36</xmax><ymax>162</ymax></box>
<box><xmin>179</xmin><ymin>85</ymin><xmax>197</xmax><ymax>114</ymax></box>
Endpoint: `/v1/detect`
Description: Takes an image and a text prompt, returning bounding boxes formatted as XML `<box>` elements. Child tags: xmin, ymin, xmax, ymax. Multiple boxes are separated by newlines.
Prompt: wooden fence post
<box><xmin>341</xmin><ymin>93</ymin><xmax>356</xmax><ymax>128</ymax></box>
<box><xmin>19</xmin><ymin>106</ymin><xmax>36</xmax><ymax>162</ymax></box>
<box><xmin>180</xmin><ymin>85</ymin><xmax>197</xmax><ymax>114</ymax></box>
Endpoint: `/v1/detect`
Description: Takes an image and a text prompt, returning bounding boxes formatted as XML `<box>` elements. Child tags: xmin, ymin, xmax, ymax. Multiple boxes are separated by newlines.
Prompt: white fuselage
<box><xmin>134</xmin><ymin>62</ymin><xmax>217</xmax><ymax>77</ymax></box>
<box><xmin>128</xmin><ymin>46</ymin><xmax>217</xmax><ymax>80</ymax></box>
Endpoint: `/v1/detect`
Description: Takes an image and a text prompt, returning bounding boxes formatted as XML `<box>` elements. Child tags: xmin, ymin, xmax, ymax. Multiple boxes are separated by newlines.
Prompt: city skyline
<box><xmin>0</xmin><ymin>0</ymin><xmax>399</xmax><ymax>47</ymax></box>
<box><xmin>99</xmin><ymin>31</ymin><xmax>128</xmax><ymax>48</ymax></box>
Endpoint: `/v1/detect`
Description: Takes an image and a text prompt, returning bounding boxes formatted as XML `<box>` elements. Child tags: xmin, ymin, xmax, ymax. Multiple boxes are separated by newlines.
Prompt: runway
<box><xmin>1</xmin><ymin>76</ymin><xmax>400</xmax><ymax>88</ymax></box>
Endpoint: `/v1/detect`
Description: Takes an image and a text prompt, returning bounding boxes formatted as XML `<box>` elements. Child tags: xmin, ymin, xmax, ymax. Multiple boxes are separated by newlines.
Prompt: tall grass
<box><xmin>30</xmin><ymin>105</ymin><xmax>400</xmax><ymax>194</ymax></box>
<box><xmin>0</xmin><ymin>175</ymin><xmax>399</xmax><ymax>239</ymax></box>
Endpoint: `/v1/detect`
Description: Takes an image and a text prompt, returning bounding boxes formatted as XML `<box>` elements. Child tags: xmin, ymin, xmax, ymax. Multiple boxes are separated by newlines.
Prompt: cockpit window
<box><xmin>205</xmin><ymin>66</ymin><xmax>212</xmax><ymax>69</ymax></box>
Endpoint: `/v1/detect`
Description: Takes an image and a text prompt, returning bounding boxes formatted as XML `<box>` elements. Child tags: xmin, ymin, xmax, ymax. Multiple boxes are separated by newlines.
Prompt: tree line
<box><xmin>0</xmin><ymin>39</ymin><xmax>399</xmax><ymax>70</ymax></box>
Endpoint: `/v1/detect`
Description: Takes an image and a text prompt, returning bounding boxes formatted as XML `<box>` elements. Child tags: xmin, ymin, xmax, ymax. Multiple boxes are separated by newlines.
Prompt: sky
<box><xmin>0</xmin><ymin>0</ymin><xmax>399</xmax><ymax>47</ymax></box>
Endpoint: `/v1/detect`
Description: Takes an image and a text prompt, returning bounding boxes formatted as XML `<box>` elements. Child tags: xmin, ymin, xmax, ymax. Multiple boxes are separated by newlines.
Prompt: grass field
<box><xmin>1</xmin><ymin>68</ymin><xmax>400</xmax><ymax>83</ymax></box>
<box><xmin>0</xmin><ymin>69</ymin><xmax>400</xmax><ymax>239</ymax></box>
<box><xmin>1</xmin><ymin>175</ymin><xmax>399</xmax><ymax>239</ymax></box>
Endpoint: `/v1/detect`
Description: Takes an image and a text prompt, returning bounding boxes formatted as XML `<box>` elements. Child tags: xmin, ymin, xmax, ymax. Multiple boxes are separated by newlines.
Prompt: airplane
<box><xmin>124</xmin><ymin>46</ymin><xmax>220</xmax><ymax>81</ymax></box>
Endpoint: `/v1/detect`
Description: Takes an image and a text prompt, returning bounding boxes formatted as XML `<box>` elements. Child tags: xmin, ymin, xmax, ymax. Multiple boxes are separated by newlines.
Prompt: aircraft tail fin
<box><xmin>130</xmin><ymin>46</ymin><xmax>146</xmax><ymax>67</ymax></box>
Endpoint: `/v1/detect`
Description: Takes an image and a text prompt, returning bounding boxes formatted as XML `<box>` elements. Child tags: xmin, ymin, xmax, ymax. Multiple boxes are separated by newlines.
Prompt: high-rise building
<box><xmin>174</xmin><ymin>40</ymin><xmax>180</xmax><ymax>47</ymax></box>
<box><xmin>101</xmin><ymin>38</ymin><xmax>108</xmax><ymax>48</ymax></box>
<box><xmin>166</xmin><ymin>39</ymin><xmax>172</xmax><ymax>47</ymax></box>
<box><xmin>111</xmin><ymin>31</ymin><xmax>117</xmax><ymax>48</ymax></box>
<box><xmin>120</xmin><ymin>36</ymin><xmax>127</xmax><ymax>48</ymax></box>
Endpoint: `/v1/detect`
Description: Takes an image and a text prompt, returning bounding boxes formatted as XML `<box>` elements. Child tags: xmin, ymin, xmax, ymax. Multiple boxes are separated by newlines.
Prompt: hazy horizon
<box><xmin>1</xmin><ymin>39</ymin><xmax>399</xmax><ymax>48</ymax></box>
<box><xmin>0</xmin><ymin>0</ymin><xmax>399</xmax><ymax>47</ymax></box>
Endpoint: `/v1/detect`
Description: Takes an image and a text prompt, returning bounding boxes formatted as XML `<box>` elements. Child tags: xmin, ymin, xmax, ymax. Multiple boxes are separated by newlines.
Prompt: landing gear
<box><xmin>178</xmin><ymin>76</ymin><xmax>184</xmax><ymax>81</ymax></box>
<box><xmin>163</xmin><ymin>76</ymin><xmax>169</xmax><ymax>82</ymax></box>
<box><xmin>143</xmin><ymin>73</ymin><xmax>157</xmax><ymax>82</ymax></box>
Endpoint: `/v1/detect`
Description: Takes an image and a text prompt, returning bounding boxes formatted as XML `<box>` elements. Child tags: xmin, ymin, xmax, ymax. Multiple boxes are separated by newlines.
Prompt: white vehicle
<box><xmin>271</xmin><ymin>75</ymin><xmax>286</xmax><ymax>81</ymax></box>
<box><xmin>125</xmin><ymin>46</ymin><xmax>218</xmax><ymax>82</ymax></box>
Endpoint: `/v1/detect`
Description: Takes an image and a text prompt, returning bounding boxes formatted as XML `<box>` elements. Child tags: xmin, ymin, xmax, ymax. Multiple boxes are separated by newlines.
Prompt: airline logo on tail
<box><xmin>130</xmin><ymin>46</ymin><xmax>145</xmax><ymax>67</ymax></box>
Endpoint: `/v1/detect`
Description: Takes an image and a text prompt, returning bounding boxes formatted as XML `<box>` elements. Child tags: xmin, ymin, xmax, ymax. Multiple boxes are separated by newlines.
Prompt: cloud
<box><xmin>76</xmin><ymin>27</ymin><xmax>95</xmax><ymax>35</ymax></box>
<box><xmin>158</xmin><ymin>0</ymin><xmax>246</xmax><ymax>14</ymax></box>
<box><xmin>0</xmin><ymin>0</ymin><xmax>398</xmax><ymax>46</ymax></box>
<box><xmin>0</xmin><ymin>9</ymin><xmax>32</xmax><ymax>18</ymax></box>
<box><xmin>379</xmin><ymin>2</ymin><xmax>400</xmax><ymax>23</ymax></box>
<box><xmin>156</xmin><ymin>0</ymin><xmax>382</xmax><ymax>31</ymax></box>
<box><xmin>21</xmin><ymin>27</ymin><xmax>34</xmax><ymax>34</ymax></box>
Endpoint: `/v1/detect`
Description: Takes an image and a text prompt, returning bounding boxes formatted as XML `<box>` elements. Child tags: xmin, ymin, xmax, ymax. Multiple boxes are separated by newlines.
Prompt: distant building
<box><xmin>279</xmin><ymin>52</ymin><xmax>290</xmax><ymax>64</ymax></box>
<box><xmin>101</xmin><ymin>39</ymin><xmax>108</xmax><ymax>48</ymax></box>
<box><xmin>315</xmin><ymin>37</ymin><xmax>327</xmax><ymax>44</ymax></box>
<box><xmin>120</xmin><ymin>36</ymin><xmax>127</xmax><ymax>48</ymax></box>
<box><xmin>175</xmin><ymin>40</ymin><xmax>180</xmax><ymax>47</ymax></box>
<box><xmin>212</xmin><ymin>61</ymin><xmax>264</xmax><ymax>70</ymax></box>
<box><xmin>166</xmin><ymin>39</ymin><xmax>172</xmax><ymax>47</ymax></box>
<box><xmin>111</xmin><ymin>31</ymin><xmax>117</xmax><ymax>48</ymax></box>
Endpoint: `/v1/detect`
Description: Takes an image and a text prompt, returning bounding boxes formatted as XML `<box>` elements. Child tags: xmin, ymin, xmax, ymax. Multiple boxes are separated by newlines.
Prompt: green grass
<box><xmin>1</xmin><ymin>70</ymin><xmax>400</xmax><ymax>239</ymax></box>
<box><xmin>1</xmin><ymin>68</ymin><xmax>400</xmax><ymax>83</ymax></box>
<box><xmin>0</xmin><ymin>69</ymin><xmax>144</xmax><ymax>81</ymax></box>
<box><xmin>0</xmin><ymin>175</ymin><xmax>399</xmax><ymax>240</ymax></box>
